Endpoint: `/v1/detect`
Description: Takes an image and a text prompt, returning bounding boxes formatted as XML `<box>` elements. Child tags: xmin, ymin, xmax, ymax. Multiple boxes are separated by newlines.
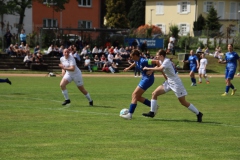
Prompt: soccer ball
<box><xmin>119</xmin><ymin>108</ymin><xmax>129</xmax><ymax>116</ymax></box>
<box><xmin>237</xmin><ymin>72</ymin><xmax>240</xmax><ymax>76</ymax></box>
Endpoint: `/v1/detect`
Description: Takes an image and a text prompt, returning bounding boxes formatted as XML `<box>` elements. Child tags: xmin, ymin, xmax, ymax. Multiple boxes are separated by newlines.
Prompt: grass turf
<box><xmin>0</xmin><ymin>76</ymin><xmax>240</xmax><ymax>159</ymax></box>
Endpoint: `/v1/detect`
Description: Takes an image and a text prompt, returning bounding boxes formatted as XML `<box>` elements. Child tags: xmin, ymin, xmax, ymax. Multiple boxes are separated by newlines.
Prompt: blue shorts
<box><xmin>225</xmin><ymin>67</ymin><xmax>236</xmax><ymax>80</ymax></box>
<box><xmin>138</xmin><ymin>77</ymin><xmax>154</xmax><ymax>90</ymax></box>
<box><xmin>190</xmin><ymin>66</ymin><xmax>197</xmax><ymax>73</ymax></box>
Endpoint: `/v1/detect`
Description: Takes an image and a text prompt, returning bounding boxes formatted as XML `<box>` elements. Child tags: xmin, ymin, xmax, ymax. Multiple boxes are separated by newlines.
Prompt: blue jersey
<box><xmin>134</xmin><ymin>57</ymin><xmax>154</xmax><ymax>90</ymax></box>
<box><xmin>225</xmin><ymin>52</ymin><xmax>239</xmax><ymax>69</ymax></box>
<box><xmin>188</xmin><ymin>55</ymin><xmax>198</xmax><ymax>67</ymax></box>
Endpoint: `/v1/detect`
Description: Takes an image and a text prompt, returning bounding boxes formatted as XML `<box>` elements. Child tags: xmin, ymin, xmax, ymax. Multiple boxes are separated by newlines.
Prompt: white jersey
<box><xmin>60</xmin><ymin>55</ymin><xmax>81</xmax><ymax>76</ymax></box>
<box><xmin>160</xmin><ymin>58</ymin><xmax>187</xmax><ymax>97</ymax></box>
<box><xmin>199</xmin><ymin>58</ymin><xmax>207</xmax><ymax>69</ymax></box>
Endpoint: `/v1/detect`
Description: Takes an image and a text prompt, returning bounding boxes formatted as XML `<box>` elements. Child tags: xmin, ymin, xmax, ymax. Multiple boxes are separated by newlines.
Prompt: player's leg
<box><xmin>60</xmin><ymin>77</ymin><xmax>71</xmax><ymax>105</ymax></box>
<box><xmin>198</xmin><ymin>71</ymin><xmax>202</xmax><ymax>83</ymax></box>
<box><xmin>0</xmin><ymin>78</ymin><xmax>11</xmax><ymax>85</ymax></box>
<box><xmin>178</xmin><ymin>96</ymin><xmax>203</xmax><ymax>122</ymax></box>
<box><xmin>190</xmin><ymin>67</ymin><xmax>197</xmax><ymax>86</ymax></box>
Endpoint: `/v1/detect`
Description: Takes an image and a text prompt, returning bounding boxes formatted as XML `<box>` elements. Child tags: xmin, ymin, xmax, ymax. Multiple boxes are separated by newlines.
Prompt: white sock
<box><xmin>188</xmin><ymin>104</ymin><xmax>199</xmax><ymax>115</ymax></box>
<box><xmin>62</xmin><ymin>90</ymin><xmax>69</xmax><ymax>100</ymax></box>
<box><xmin>151</xmin><ymin>99</ymin><xmax>157</xmax><ymax>112</ymax></box>
<box><xmin>85</xmin><ymin>93</ymin><xmax>92</xmax><ymax>102</ymax></box>
<box><xmin>205</xmin><ymin>77</ymin><xmax>209</xmax><ymax>81</ymax></box>
<box><xmin>199</xmin><ymin>78</ymin><xmax>202</xmax><ymax>82</ymax></box>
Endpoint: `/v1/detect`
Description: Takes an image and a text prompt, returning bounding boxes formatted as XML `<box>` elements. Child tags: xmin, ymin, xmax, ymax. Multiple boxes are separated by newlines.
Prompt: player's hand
<box><xmin>123</xmin><ymin>67</ymin><xmax>129</xmax><ymax>72</ymax></box>
<box><xmin>143</xmin><ymin>67</ymin><xmax>148</xmax><ymax>70</ymax></box>
<box><xmin>59</xmin><ymin>64</ymin><xmax>64</xmax><ymax>69</ymax></box>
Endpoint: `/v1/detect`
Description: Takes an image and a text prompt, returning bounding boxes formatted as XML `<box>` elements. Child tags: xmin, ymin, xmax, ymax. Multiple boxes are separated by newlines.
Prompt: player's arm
<box><xmin>238</xmin><ymin>58</ymin><xmax>240</xmax><ymax>72</ymax></box>
<box><xmin>196</xmin><ymin>59</ymin><xmax>200</xmax><ymax>68</ymax></box>
<box><xmin>124</xmin><ymin>62</ymin><xmax>135</xmax><ymax>71</ymax></box>
<box><xmin>143</xmin><ymin>60</ymin><xmax>164</xmax><ymax>72</ymax></box>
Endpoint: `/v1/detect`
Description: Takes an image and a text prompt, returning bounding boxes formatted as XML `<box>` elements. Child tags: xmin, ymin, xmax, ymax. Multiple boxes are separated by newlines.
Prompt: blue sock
<box><xmin>191</xmin><ymin>78</ymin><xmax>195</xmax><ymax>83</ymax></box>
<box><xmin>0</xmin><ymin>79</ymin><xmax>7</xmax><ymax>83</ymax></box>
<box><xmin>230</xmin><ymin>84</ymin><xmax>234</xmax><ymax>89</ymax></box>
<box><xmin>225</xmin><ymin>86</ymin><xmax>230</xmax><ymax>93</ymax></box>
<box><xmin>193</xmin><ymin>78</ymin><xmax>196</xmax><ymax>84</ymax></box>
<box><xmin>129</xmin><ymin>103</ymin><xmax>137</xmax><ymax>114</ymax></box>
<box><xmin>143</xmin><ymin>99</ymin><xmax>151</xmax><ymax>107</ymax></box>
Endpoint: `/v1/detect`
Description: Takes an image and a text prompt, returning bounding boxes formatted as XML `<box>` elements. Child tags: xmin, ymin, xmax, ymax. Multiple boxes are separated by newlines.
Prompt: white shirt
<box><xmin>47</xmin><ymin>46</ymin><xmax>53</xmax><ymax>54</ymax></box>
<box><xmin>108</xmin><ymin>54</ymin><xmax>114</xmax><ymax>63</ymax></box>
<box><xmin>199</xmin><ymin>58</ymin><xmax>207</xmax><ymax>69</ymax></box>
<box><xmin>92</xmin><ymin>47</ymin><xmax>99</xmax><ymax>53</ymax></box>
<box><xmin>168</xmin><ymin>42</ymin><xmax>173</xmax><ymax>50</ymax></box>
<box><xmin>60</xmin><ymin>55</ymin><xmax>81</xmax><ymax>76</ymax></box>
<box><xmin>170</xmin><ymin>37</ymin><xmax>175</xmax><ymax>44</ymax></box>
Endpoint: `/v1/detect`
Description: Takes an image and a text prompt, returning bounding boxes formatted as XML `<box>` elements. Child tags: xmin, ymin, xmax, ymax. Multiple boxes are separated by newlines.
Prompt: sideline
<box><xmin>0</xmin><ymin>73</ymin><xmax>227</xmax><ymax>78</ymax></box>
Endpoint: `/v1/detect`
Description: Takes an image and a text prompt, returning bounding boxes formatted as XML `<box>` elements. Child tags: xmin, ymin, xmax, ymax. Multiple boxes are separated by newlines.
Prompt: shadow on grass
<box><xmin>88</xmin><ymin>105</ymin><xmax>115</xmax><ymax>109</ymax></box>
<box><xmin>151</xmin><ymin>118</ymin><xmax>223</xmax><ymax>124</ymax></box>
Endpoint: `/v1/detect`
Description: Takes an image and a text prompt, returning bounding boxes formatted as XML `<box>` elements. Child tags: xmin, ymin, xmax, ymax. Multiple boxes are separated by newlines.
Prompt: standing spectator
<box><xmin>19</xmin><ymin>29</ymin><xmax>27</xmax><ymax>45</ymax></box>
<box><xmin>141</xmin><ymin>41</ymin><xmax>147</xmax><ymax>53</ymax></box>
<box><xmin>218</xmin><ymin>44</ymin><xmax>240</xmax><ymax>96</ymax></box>
<box><xmin>183</xmin><ymin>50</ymin><xmax>199</xmax><ymax>86</ymax></box>
<box><xmin>167</xmin><ymin>41</ymin><xmax>173</xmax><ymax>54</ymax></box>
<box><xmin>131</xmin><ymin>39</ymin><xmax>138</xmax><ymax>49</ymax></box>
<box><xmin>169</xmin><ymin>35</ymin><xmax>176</xmax><ymax>55</ymax></box>
<box><xmin>4</xmin><ymin>30</ymin><xmax>13</xmax><ymax>48</ymax></box>
<box><xmin>58</xmin><ymin>49</ymin><xmax>93</xmax><ymax>106</ymax></box>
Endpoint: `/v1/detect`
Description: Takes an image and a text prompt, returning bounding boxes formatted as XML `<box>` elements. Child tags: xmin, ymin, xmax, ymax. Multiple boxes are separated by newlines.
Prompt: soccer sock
<box><xmin>85</xmin><ymin>93</ymin><xmax>92</xmax><ymax>102</ymax></box>
<box><xmin>191</xmin><ymin>78</ymin><xmax>194</xmax><ymax>83</ymax></box>
<box><xmin>150</xmin><ymin>99</ymin><xmax>158</xmax><ymax>112</ymax></box>
<box><xmin>0</xmin><ymin>79</ymin><xmax>7</xmax><ymax>83</ymax></box>
<box><xmin>62</xmin><ymin>90</ymin><xmax>69</xmax><ymax>100</ymax></box>
<box><xmin>225</xmin><ymin>86</ymin><xmax>230</xmax><ymax>93</ymax></box>
<box><xmin>129</xmin><ymin>103</ymin><xmax>137</xmax><ymax>114</ymax></box>
<box><xmin>193</xmin><ymin>78</ymin><xmax>196</xmax><ymax>84</ymax></box>
<box><xmin>205</xmin><ymin>77</ymin><xmax>209</xmax><ymax>81</ymax></box>
<box><xmin>230</xmin><ymin>84</ymin><xmax>234</xmax><ymax>89</ymax></box>
<box><xmin>143</xmin><ymin>99</ymin><xmax>151</xmax><ymax>107</ymax></box>
<box><xmin>188</xmin><ymin>104</ymin><xmax>199</xmax><ymax>115</ymax></box>
<box><xmin>199</xmin><ymin>77</ymin><xmax>202</xmax><ymax>82</ymax></box>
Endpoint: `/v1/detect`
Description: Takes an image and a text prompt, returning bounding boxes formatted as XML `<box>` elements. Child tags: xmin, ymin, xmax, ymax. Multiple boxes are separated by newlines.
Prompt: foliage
<box><xmin>178</xmin><ymin>36</ymin><xmax>190</xmax><ymax>49</ymax></box>
<box><xmin>233</xmin><ymin>32</ymin><xmax>240</xmax><ymax>49</ymax></box>
<box><xmin>127</xmin><ymin>0</ymin><xmax>145</xmax><ymax>28</ymax></box>
<box><xmin>105</xmin><ymin>0</ymin><xmax>130</xmax><ymax>28</ymax></box>
<box><xmin>193</xmin><ymin>14</ymin><xmax>206</xmax><ymax>36</ymax></box>
<box><xmin>134</xmin><ymin>24</ymin><xmax>161</xmax><ymax>38</ymax></box>
<box><xmin>169</xmin><ymin>24</ymin><xmax>180</xmax><ymax>40</ymax></box>
<box><xmin>36</xmin><ymin>0</ymin><xmax>70</xmax><ymax>12</ymax></box>
<box><xmin>205</xmin><ymin>7</ymin><xmax>222</xmax><ymax>37</ymax></box>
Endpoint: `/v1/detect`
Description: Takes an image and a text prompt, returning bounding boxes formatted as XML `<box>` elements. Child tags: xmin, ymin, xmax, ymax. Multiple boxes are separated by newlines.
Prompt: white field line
<box><xmin>1</xmin><ymin>95</ymin><xmax>240</xmax><ymax>128</ymax></box>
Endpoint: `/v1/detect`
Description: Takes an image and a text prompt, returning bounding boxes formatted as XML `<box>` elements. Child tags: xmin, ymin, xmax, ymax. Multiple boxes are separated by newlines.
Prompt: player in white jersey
<box><xmin>142</xmin><ymin>49</ymin><xmax>203</xmax><ymax>122</ymax></box>
<box><xmin>59</xmin><ymin>49</ymin><xmax>93</xmax><ymax>106</ymax></box>
<box><xmin>198</xmin><ymin>53</ymin><xmax>209</xmax><ymax>84</ymax></box>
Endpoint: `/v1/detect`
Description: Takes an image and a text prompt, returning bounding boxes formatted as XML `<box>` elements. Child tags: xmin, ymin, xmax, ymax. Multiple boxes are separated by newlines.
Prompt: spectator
<box><xmin>132</xmin><ymin>39</ymin><xmax>138</xmax><ymax>49</ymax></box>
<box><xmin>114</xmin><ymin>53</ymin><xmax>122</xmax><ymax>65</ymax></box>
<box><xmin>80</xmin><ymin>46</ymin><xmax>88</xmax><ymax>58</ymax></box>
<box><xmin>141</xmin><ymin>41</ymin><xmax>148</xmax><ymax>53</ymax></box>
<box><xmin>204</xmin><ymin>47</ymin><xmax>210</xmax><ymax>55</ymax></box>
<box><xmin>73</xmin><ymin>47</ymin><xmax>81</xmax><ymax>64</ymax></box>
<box><xmin>6</xmin><ymin>44</ymin><xmax>17</xmax><ymax>57</ymax></box>
<box><xmin>107</xmin><ymin>52</ymin><xmax>114</xmax><ymax>64</ymax></box>
<box><xmin>169</xmin><ymin>35</ymin><xmax>176</xmax><ymax>45</ymax></box>
<box><xmin>19</xmin><ymin>29</ymin><xmax>27</xmax><ymax>46</ymax></box>
<box><xmin>94</xmin><ymin>55</ymin><xmax>101</xmax><ymax>68</ymax></box>
<box><xmin>113</xmin><ymin>46</ymin><xmax>119</xmax><ymax>56</ymax></box>
<box><xmin>84</xmin><ymin>55</ymin><xmax>92</xmax><ymax>72</ymax></box>
<box><xmin>4</xmin><ymin>30</ymin><xmax>13</xmax><ymax>48</ymax></box>
<box><xmin>23</xmin><ymin>51</ymin><xmax>32</xmax><ymax>67</ymax></box>
<box><xmin>102</xmin><ymin>61</ymin><xmax>110</xmax><ymax>72</ymax></box>
<box><xmin>100</xmin><ymin>54</ymin><xmax>107</xmax><ymax>66</ymax></box>
<box><xmin>196</xmin><ymin>46</ymin><xmax>202</xmax><ymax>53</ymax></box>
<box><xmin>127</xmin><ymin>57</ymin><xmax>140</xmax><ymax>77</ymax></box>
<box><xmin>167</xmin><ymin>40</ymin><xmax>173</xmax><ymax>54</ymax></box>
<box><xmin>92</xmin><ymin>46</ymin><xmax>99</xmax><ymax>58</ymax></box>
<box><xmin>34</xmin><ymin>45</ymin><xmax>40</xmax><ymax>54</ymax></box>
<box><xmin>145</xmin><ymin>50</ymin><xmax>151</xmax><ymax>59</ymax></box>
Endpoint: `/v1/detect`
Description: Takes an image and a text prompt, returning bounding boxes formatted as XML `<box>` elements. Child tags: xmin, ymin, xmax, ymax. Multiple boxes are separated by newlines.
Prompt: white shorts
<box><xmin>63</xmin><ymin>72</ymin><xmax>83</xmax><ymax>86</ymax></box>
<box><xmin>198</xmin><ymin>69</ymin><xmax>206</xmax><ymax>75</ymax></box>
<box><xmin>162</xmin><ymin>80</ymin><xmax>187</xmax><ymax>98</ymax></box>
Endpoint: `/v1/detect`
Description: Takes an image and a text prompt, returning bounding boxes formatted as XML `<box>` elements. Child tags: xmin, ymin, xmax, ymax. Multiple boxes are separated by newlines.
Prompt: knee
<box><xmin>152</xmin><ymin>91</ymin><xmax>157</xmax><ymax>98</ymax></box>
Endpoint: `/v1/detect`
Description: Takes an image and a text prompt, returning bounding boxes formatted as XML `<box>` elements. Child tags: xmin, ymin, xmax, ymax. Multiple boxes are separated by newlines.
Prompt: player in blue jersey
<box><xmin>0</xmin><ymin>78</ymin><xmax>11</xmax><ymax>85</ymax></box>
<box><xmin>183</xmin><ymin>50</ymin><xmax>199</xmax><ymax>86</ymax></box>
<box><xmin>218</xmin><ymin>44</ymin><xmax>240</xmax><ymax>96</ymax></box>
<box><xmin>120</xmin><ymin>49</ymin><xmax>160</xmax><ymax>120</ymax></box>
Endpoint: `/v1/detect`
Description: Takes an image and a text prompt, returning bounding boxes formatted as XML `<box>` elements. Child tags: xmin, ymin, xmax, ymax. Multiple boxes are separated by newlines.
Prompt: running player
<box><xmin>198</xmin><ymin>53</ymin><xmax>210</xmax><ymax>84</ymax></box>
<box><xmin>183</xmin><ymin>50</ymin><xmax>199</xmax><ymax>86</ymax></box>
<box><xmin>219</xmin><ymin>44</ymin><xmax>240</xmax><ymax>96</ymax></box>
<box><xmin>120</xmin><ymin>49</ymin><xmax>159</xmax><ymax>120</ymax></box>
<box><xmin>142</xmin><ymin>49</ymin><xmax>203</xmax><ymax>122</ymax></box>
<box><xmin>0</xmin><ymin>78</ymin><xmax>11</xmax><ymax>85</ymax></box>
<box><xmin>59</xmin><ymin>49</ymin><xmax>93</xmax><ymax>105</ymax></box>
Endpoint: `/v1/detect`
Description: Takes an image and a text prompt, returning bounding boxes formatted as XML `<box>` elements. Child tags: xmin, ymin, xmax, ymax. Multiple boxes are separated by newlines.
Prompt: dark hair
<box><xmin>157</xmin><ymin>49</ymin><xmax>166</xmax><ymax>57</ymax></box>
<box><xmin>130</xmin><ymin>49</ymin><xmax>141</xmax><ymax>57</ymax></box>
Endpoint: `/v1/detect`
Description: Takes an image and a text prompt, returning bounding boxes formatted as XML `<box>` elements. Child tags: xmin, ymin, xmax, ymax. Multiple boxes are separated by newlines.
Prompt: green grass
<box><xmin>0</xmin><ymin>76</ymin><xmax>240</xmax><ymax>159</ymax></box>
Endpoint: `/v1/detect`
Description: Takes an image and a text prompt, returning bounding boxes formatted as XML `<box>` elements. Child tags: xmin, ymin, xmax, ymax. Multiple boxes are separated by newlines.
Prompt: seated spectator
<box><xmin>100</xmin><ymin>54</ymin><xmax>107</xmax><ymax>66</ymax></box>
<box><xmin>214</xmin><ymin>46</ymin><xmax>223</xmax><ymax>60</ymax></box>
<box><xmin>80</xmin><ymin>46</ymin><xmax>88</xmax><ymax>58</ymax></box>
<box><xmin>86</xmin><ymin>45</ymin><xmax>92</xmax><ymax>59</ymax></box>
<box><xmin>94</xmin><ymin>55</ymin><xmax>101</xmax><ymax>68</ymax></box>
<box><xmin>98</xmin><ymin>46</ymin><xmax>103</xmax><ymax>56</ymax></box>
<box><xmin>72</xmin><ymin>47</ymin><xmax>81</xmax><ymax>64</ymax></box>
<box><xmin>204</xmin><ymin>47</ymin><xmax>210</xmax><ymax>55</ymax></box>
<box><xmin>92</xmin><ymin>46</ymin><xmax>99</xmax><ymax>58</ymax></box>
<box><xmin>113</xmin><ymin>46</ymin><xmax>119</xmax><ymax>56</ymax></box>
<box><xmin>109</xmin><ymin>62</ymin><xmax>119</xmax><ymax>73</ymax></box>
<box><xmin>58</xmin><ymin>45</ymin><xmax>64</xmax><ymax>57</ymax></box>
<box><xmin>107</xmin><ymin>52</ymin><xmax>114</xmax><ymax>64</ymax></box>
<box><xmin>114</xmin><ymin>53</ymin><xmax>122</xmax><ymax>65</ymax></box>
<box><xmin>32</xmin><ymin>52</ymin><xmax>44</xmax><ymax>64</ymax></box>
<box><xmin>84</xmin><ymin>55</ymin><xmax>92</xmax><ymax>72</ymax></box>
<box><xmin>196</xmin><ymin>46</ymin><xmax>202</xmax><ymax>53</ymax></box>
<box><xmin>6</xmin><ymin>44</ymin><xmax>17</xmax><ymax>57</ymax></box>
<box><xmin>34</xmin><ymin>45</ymin><xmax>40</xmax><ymax>54</ymax></box>
<box><xmin>13</xmin><ymin>43</ymin><xmax>23</xmax><ymax>57</ymax></box>
<box><xmin>23</xmin><ymin>51</ymin><xmax>32</xmax><ymax>67</ymax></box>
<box><xmin>103</xmin><ymin>46</ymin><xmax>109</xmax><ymax>56</ymax></box>
<box><xmin>108</xmin><ymin>46</ymin><xmax>114</xmax><ymax>55</ymax></box>
<box><xmin>102</xmin><ymin>61</ymin><xmax>110</xmax><ymax>72</ymax></box>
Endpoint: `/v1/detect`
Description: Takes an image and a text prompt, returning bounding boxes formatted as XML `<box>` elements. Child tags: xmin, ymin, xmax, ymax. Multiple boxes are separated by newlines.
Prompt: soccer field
<box><xmin>0</xmin><ymin>75</ymin><xmax>240</xmax><ymax>159</ymax></box>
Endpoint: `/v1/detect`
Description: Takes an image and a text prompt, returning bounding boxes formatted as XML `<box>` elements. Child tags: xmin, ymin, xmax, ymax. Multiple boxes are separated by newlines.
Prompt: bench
<box><xmin>30</xmin><ymin>63</ymin><xmax>48</xmax><ymax>71</ymax></box>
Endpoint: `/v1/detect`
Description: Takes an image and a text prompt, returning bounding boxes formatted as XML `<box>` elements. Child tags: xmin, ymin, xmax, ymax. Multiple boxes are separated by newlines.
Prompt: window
<box><xmin>177</xmin><ymin>1</ymin><xmax>190</xmax><ymax>14</ymax></box>
<box><xmin>156</xmin><ymin>2</ymin><xmax>164</xmax><ymax>15</ymax></box>
<box><xmin>217</xmin><ymin>2</ymin><xmax>225</xmax><ymax>19</ymax></box>
<box><xmin>203</xmin><ymin>1</ymin><xmax>216</xmax><ymax>13</ymax></box>
<box><xmin>229</xmin><ymin>2</ymin><xmax>240</xmax><ymax>20</ymax></box>
<box><xmin>78</xmin><ymin>0</ymin><xmax>92</xmax><ymax>7</ymax></box>
<box><xmin>43</xmin><ymin>0</ymin><xmax>56</xmax><ymax>5</ymax></box>
<box><xmin>78</xmin><ymin>20</ymin><xmax>92</xmax><ymax>29</ymax></box>
<box><xmin>179</xmin><ymin>23</ymin><xmax>190</xmax><ymax>35</ymax></box>
<box><xmin>156</xmin><ymin>24</ymin><xmax>165</xmax><ymax>34</ymax></box>
<box><xmin>43</xmin><ymin>19</ymin><xmax>58</xmax><ymax>28</ymax></box>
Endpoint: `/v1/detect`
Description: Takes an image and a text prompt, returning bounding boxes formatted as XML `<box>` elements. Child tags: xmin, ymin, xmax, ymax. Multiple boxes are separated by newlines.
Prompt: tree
<box><xmin>169</xmin><ymin>24</ymin><xmax>180</xmax><ymax>40</ymax></box>
<box><xmin>205</xmin><ymin>7</ymin><xmax>222</xmax><ymax>37</ymax></box>
<box><xmin>134</xmin><ymin>24</ymin><xmax>161</xmax><ymax>38</ymax></box>
<box><xmin>105</xmin><ymin>0</ymin><xmax>130</xmax><ymax>28</ymax></box>
<box><xmin>193</xmin><ymin>14</ymin><xmax>206</xmax><ymax>36</ymax></box>
<box><xmin>127</xmin><ymin>0</ymin><xmax>145</xmax><ymax>28</ymax></box>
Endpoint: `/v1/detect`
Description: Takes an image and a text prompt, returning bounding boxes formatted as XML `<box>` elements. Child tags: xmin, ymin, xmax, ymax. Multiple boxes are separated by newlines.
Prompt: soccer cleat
<box><xmin>62</xmin><ymin>99</ymin><xmax>70</xmax><ymax>105</ymax></box>
<box><xmin>142</xmin><ymin>111</ymin><xmax>155</xmax><ymax>118</ymax></box>
<box><xmin>221</xmin><ymin>92</ymin><xmax>227</xmax><ymax>96</ymax></box>
<box><xmin>191</xmin><ymin>83</ymin><xmax>197</xmax><ymax>86</ymax></box>
<box><xmin>206</xmin><ymin>81</ymin><xmax>210</xmax><ymax>84</ymax></box>
<box><xmin>6</xmin><ymin>78</ymin><xmax>11</xmax><ymax>85</ymax></box>
<box><xmin>231</xmin><ymin>89</ymin><xmax>237</xmax><ymax>96</ymax></box>
<box><xmin>197</xmin><ymin>112</ymin><xmax>203</xmax><ymax>122</ymax></box>
<box><xmin>198</xmin><ymin>82</ymin><xmax>202</xmax><ymax>84</ymax></box>
<box><xmin>120</xmin><ymin>113</ymin><xmax>132</xmax><ymax>120</ymax></box>
<box><xmin>89</xmin><ymin>100</ymin><xmax>93</xmax><ymax>106</ymax></box>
